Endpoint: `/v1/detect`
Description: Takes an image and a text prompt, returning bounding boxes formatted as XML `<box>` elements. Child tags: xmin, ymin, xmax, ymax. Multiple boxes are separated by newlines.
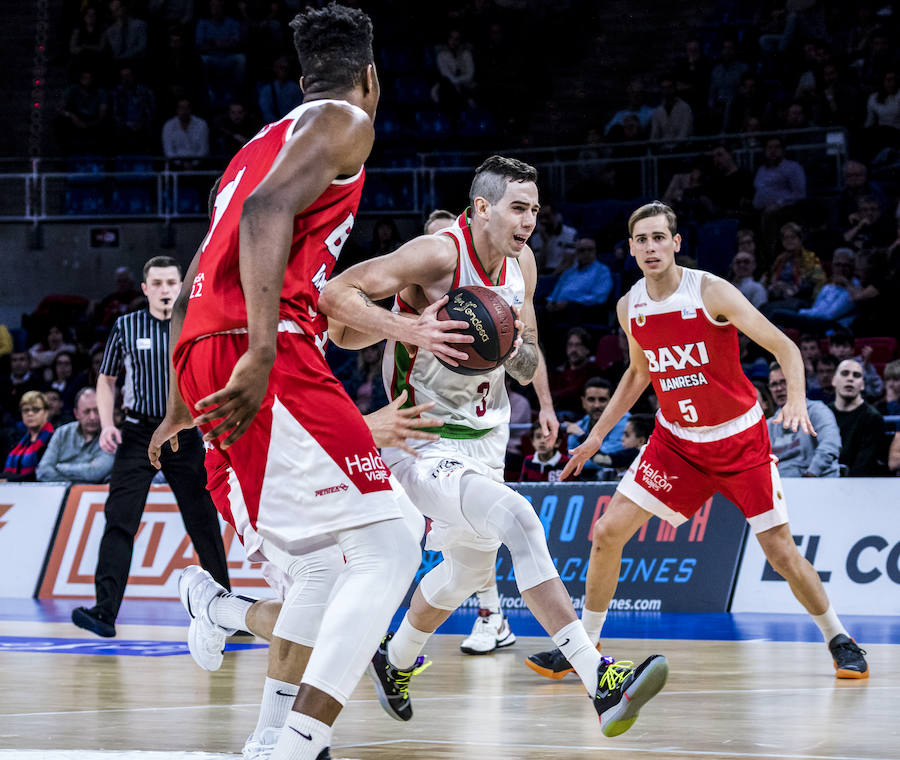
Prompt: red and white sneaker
<box><xmin>460</xmin><ymin>608</ymin><xmax>516</xmax><ymax>655</ymax></box>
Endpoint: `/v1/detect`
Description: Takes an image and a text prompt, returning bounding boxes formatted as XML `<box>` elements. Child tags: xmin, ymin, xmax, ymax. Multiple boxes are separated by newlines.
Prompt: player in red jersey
<box><xmin>148</xmin><ymin>7</ymin><xmax>474</xmax><ymax>760</ymax></box>
<box><xmin>526</xmin><ymin>201</ymin><xmax>868</xmax><ymax>681</ymax></box>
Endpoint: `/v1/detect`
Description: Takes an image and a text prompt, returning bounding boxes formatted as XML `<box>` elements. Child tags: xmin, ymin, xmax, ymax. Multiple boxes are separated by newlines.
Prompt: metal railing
<box><xmin>0</xmin><ymin>127</ymin><xmax>848</xmax><ymax>223</ymax></box>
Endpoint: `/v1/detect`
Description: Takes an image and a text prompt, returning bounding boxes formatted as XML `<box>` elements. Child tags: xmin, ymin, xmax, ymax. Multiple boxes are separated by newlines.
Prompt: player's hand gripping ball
<box><xmin>435</xmin><ymin>286</ymin><xmax>517</xmax><ymax>375</ymax></box>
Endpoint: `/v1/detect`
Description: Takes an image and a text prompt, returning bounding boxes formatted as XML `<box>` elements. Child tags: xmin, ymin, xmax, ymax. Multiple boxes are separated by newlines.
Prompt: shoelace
<box><xmin>834</xmin><ymin>640</ymin><xmax>867</xmax><ymax>656</ymax></box>
<box><xmin>391</xmin><ymin>656</ymin><xmax>432</xmax><ymax>699</ymax></box>
<box><xmin>598</xmin><ymin>658</ymin><xmax>635</xmax><ymax>692</ymax></box>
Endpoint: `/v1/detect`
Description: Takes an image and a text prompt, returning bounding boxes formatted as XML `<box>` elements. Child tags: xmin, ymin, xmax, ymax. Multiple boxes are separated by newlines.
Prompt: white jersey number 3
<box><xmin>678</xmin><ymin>398</ymin><xmax>698</xmax><ymax>423</ymax></box>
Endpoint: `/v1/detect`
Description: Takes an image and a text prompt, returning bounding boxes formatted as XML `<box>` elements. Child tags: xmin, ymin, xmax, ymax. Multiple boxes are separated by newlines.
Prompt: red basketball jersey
<box><xmin>627</xmin><ymin>268</ymin><xmax>757</xmax><ymax>429</ymax></box>
<box><xmin>175</xmin><ymin>99</ymin><xmax>364</xmax><ymax>363</ymax></box>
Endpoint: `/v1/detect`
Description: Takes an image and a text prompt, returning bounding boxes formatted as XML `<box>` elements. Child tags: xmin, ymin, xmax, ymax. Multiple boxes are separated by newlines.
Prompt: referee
<box><xmin>72</xmin><ymin>255</ymin><xmax>231</xmax><ymax>638</ymax></box>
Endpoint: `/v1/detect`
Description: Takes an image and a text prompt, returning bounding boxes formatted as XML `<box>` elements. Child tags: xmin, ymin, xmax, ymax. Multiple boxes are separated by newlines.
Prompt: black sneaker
<box><xmin>315</xmin><ymin>749</ymin><xmax>330</xmax><ymax>760</ymax></box>
<box><xmin>525</xmin><ymin>641</ymin><xmax>602</xmax><ymax>680</ymax></box>
<box><xmin>829</xmin><ymin>634</ymin><xmax>868</xmax><ymax>679</ymax></box>
<box><xmin>72</xmin><ymin>606</ymin><xmax>116</xmax><ymax>638</ymax></box>
<box><xmin>366</xmin><ymin>632</ymin><xmax>431</xmax><ymax>722</ymax></box>
<box><xmin>593</xmin><ymin>654</ymin><xmax>669</xmax><ymax>737</ymax></box>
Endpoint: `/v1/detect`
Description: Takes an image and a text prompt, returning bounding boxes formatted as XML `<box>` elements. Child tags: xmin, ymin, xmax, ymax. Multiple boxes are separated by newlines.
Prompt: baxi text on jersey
<box><xmin>643</xmin><ymin>341</ymin><xmax>710</xmax><ymax>373</ymax></box>
<box><xmin>344</xmin><ymin>452</ymin><xmax>389</xmax><ymax>481</ymax></box>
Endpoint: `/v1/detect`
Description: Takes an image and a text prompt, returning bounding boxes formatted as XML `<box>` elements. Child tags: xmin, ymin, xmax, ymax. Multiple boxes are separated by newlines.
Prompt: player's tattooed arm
<box><xmin>504</xmin><ymin>324</ymin><xmax>539</xmax><ymax>383</ymax></box>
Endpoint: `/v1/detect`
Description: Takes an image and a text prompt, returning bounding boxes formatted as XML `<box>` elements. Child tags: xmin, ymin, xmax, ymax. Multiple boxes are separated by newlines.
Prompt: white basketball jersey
<box><xmin>382</xmin><ymin>211</ymin><xmax>526</xmax><ymax>439</ymax></box>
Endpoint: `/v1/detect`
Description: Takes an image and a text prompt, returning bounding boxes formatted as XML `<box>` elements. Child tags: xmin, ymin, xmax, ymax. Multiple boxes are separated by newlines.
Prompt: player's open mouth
<box><xmin>161</xmin><ymin>298</ymin><xmax>171</xmax><ymax>304</ymax></box>
<box><xmin>513</xmin><ymin>234</ymin><xmax>528</xmax><ymax>246</ymax></box>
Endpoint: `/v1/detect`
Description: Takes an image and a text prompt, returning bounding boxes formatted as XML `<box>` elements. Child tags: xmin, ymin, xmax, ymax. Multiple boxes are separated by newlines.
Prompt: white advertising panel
<box><xmin>39</xmin><ymin>485</ymin><xmax>274</xmax><ymax>599</ymax></box>
<box><xmin>0</xmin><ymin>484</ymin><xmax>68</xmax><ymax>597</ymax></box>
<box><xmin>731</xmin><ymin>479</ymin><xmax>900</xmax><ymax>614</ymax></box>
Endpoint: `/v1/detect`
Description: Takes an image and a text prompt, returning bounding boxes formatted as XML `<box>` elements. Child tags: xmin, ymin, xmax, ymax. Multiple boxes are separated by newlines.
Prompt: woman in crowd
<box><xmin>47</xmin><ymin>350</ymin><xmax>80</xmax><ymax>412</ymax></box>
<box><xmin>28</xmin><ymin>326</ymin><xmax>76</xmax><ymax>380</ymax></box>
<box><xmin>764</xmin><ymin>222</ymin><xmax>826</xmax><ymax>310</ymax></box>
<box><xmin>2</xmin><ymin>391</ymin><xmax>53</xmax><ymax>482</ymax></box>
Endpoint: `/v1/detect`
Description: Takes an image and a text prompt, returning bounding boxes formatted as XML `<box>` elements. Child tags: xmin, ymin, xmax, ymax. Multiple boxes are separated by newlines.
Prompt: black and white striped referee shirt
<box><xmin>99</xmin><ymin>309</ymin><xmax>170</xmax><ymax>418</ymax></box>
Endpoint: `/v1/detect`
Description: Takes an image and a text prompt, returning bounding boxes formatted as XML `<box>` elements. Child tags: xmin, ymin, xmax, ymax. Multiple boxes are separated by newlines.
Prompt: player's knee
<box><xmin>761</xmin><ymin>537</ymin><xmax>801</xmax><ymax>576</ymax></box>
<box><xmin>591</xmin><ymin>515</ymin><xmax>620</xmax><ymax>551</ymax></box>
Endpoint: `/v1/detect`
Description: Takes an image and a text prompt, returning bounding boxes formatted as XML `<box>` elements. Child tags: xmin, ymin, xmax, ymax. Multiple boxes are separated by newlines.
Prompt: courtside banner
<box><xmin>412</xmin><ymin>482</ymin><xmax>748</xmax><ymax>613</ymax></box>
<box><xmin>731</xmin><ymin>479</ymin><xmax>900</xmax><ymax>614</ymax></box>
<box><xmin>0</xmin><ymin>484</ymin><xmax>68</xmax><ymax>597</ymax></box>
<box><xmin>39</xmin><ymin>485</ymin><xmax>274</xmax><ymax>600</ymax></box>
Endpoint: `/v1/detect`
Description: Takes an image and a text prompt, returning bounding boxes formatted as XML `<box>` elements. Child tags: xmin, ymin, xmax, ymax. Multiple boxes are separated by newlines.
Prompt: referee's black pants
<box><xmin>93</xmin><ymin>420</ymin><xmax>231</xmax><ymax>621</ymax></box>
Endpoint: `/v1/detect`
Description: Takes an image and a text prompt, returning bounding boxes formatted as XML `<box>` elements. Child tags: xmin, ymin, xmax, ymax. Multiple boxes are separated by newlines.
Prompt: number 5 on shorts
<box><xmin>678</xmin><ymin>398</ymin><xmax>698</xmax><ymax>423</ymax></box>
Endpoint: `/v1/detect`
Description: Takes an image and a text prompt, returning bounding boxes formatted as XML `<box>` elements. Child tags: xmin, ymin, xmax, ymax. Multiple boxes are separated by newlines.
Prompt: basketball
<box><xmin>436</xmin><ymin>286</ymin><xmax>517</xmax><ymax>375</ymax></box>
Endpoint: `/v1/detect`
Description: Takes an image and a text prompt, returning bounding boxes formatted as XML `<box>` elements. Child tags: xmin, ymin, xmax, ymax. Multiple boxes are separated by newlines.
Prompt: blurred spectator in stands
<box><xmin>781</xmin><ymin>101</ymin><xmax>810</xmax><ymax>132</ymax></box>
<box><xmin>258</xmin><ymin>55</ymin><xmax>302</xmax><ymax>124</ymax></box>
<box><xmin>74</xmin><ymin>345</ymin><xmax>106</xmax><ymax>392</ymax></box>
<box><xmin>725</xmin><ymin>72</ymin><xmax>768</xmax><ymax>134</ymax></box>
<box><xmin>758</xmin><ymin>2</ymin><xmax>799</xmax><ymax>54</ymax></box>
<box><xmin>845</xmin><ymin>3</ymin><xmax>881</xmax><ymax>67</ymax></box>
<box><xmin>147</xmin><ymin>0</ymin><xmax>195</xmax><ymax>30</ymax></box>
<box><xmin>673</xmin><ymin>38</ymin><xmax>710</xmax><ymax>114</ymax></box>
<box><xmin>370</xmin><ymin>217</ymin><xmax>403</xmax><ymax>257</ymax></box>
<box><xmin>2</xmin><ymin>391</ymin><xmax>53</xmax><ymax>482</ymax></box>
<box><xmin>728</xmin><ymin>249</ymin><xmax>767</xmax><ymax>310</ymax></box>
<box><xmin>864</xmin><ymin>70</ymin><xmax>900</xmax><ymax>158</ymax></box>
<box><xmin>161</xmin><ymin>98</ymin><xmax>209</xmax><ymax>166</ymax></box>
<box><xmin>708</xmin><ymin>144</ymin><xmax>754</xmax><ymax>218</ymax></box>
<box><xmin>505</xmin><ymin>375</ymin><xmax>532</xmax><ymax>477</ymax></box>
<box><xmin>877</xmin><ymin>359</ymin><xmax>900</xmax><ymax>416</ymax></box>
<box><xmin>860</xmin><ymin>30</ymin><xmax>898</xmax><ymax>90</ymax></box>
<box><xmin>434</xmin><ymin>28</ymin><xmax>477</xmax><ymax>113</ymax></box>
<box><xmin>754</xmin><ymin>379</ymin><xmax>776</xmax><ymax>418</ymax></box>
<box><xmin>94</xmin><ymin>266</ymin><xmax>141</xmax><ymax>329</ymax></box>
<box><xmin>763</xmin><ymin>222</ymin><xmax>825</xmax><ymax>310</ymax></box>
<box><xmin>708</xmin><ymin>39</ymin><xmax>748</xmax><ymax>126</ymax></box>
<box><xmin>246</xmin><ymin>0</ymin><xmax>291</xmax><ymax>77</ymax></box>
<box><xmin>838</xmin><ymin>160</ymin><xmax>888</xmax><ymax>226</ymax></box>
<box><xmin>549</xmin><ymin>327</ymin><xmax>599</xmax><ymax>415</ymax></box>
<box><xmin>793</xmin><ymin>41</ymin><xmax>831</xmax><ymax>106</ymax></box>
<box><xmin>102</xmin><ymin>0</ymin><xmax>148</xmax><ymax>66</ymax></box>
<box><xmin>57</xmin><ymin>69</ymin><xmax>108</xmax><ymax>154</ymax></box>
<box><xmin>37</xmin><ymin>388</ymin><xmax>113</xmax><ymax>484</ymax></box>
<box><xmin>829</xmin><ymin>358</ymin><xmax>886</xmax><ymax>476</ymax></box>
<box><xmin>566</xmin><ymin>377</ymin><xmax>630</xmax><ymax>480</ymax></box>
<box><xmin>810</xmin><ymin>354</ymin><xmax>837</xmax><ymax>403</ymax></box>
<box><xmin>769</xmin><ymin>247</ymin><xmax>858</xmax><ymax>331</ymax></box>
<box><xmin>889</xmin><ymin>431</ymin><xmax>900</xmax><ymax>474</ymax></box>
<box><xmin>828</xmin><ymin>330</ymin><xmax>883</xmax><ymax>399</ymax></box>
<box><xmin>587</xmin><ymin>412</ymin><xmax>653</xmax><ymax>476</ymax></box>
<box><xmin>424</xmin><ymin>209</ymin><xmax>455</xmax><ymax>236</ymax></box>
<box><xmin>753</xmin><ymin>136</ymin><xmax>807</xmax><ymax>216</ymax></box>
<box><xmin>213</xmin><ymin>102</ymin><xmax>258</xmax><ymax>158</ymax></box>
<box><xmin>650</xmin><ymin>74</ymin><xmax>693</xmax><ymax>147</ymax></box>
<box><xmin>543</xmin><ymin>237</ymin><xmax>612</xmax><ymax>328</ymax></box>
<box><xmin>29</xmin><ymin>326</ymin><xmax>76</xmax><ymax>378</ymax></box>
<box><xmin>69</xmin><ymin>6</ymin><xmax>106</xmax><ymax>73</ymax></box>
<box><xmin>739</xmin><ymin>331</ymin><xmax>770</xmax><ymax>379</ymax></box>
<box><xmin>814</xmin><ymin>61</ymin><xmax>858</xmax><ymax>128</ymax></box>
<box><xmin>1</xmin><ymin>352</ymin><xmax>41</xmax><ymax>422</ymax></box>
<box><xmin>799</xmin><ymin>332</ymin><xmax>822</xmax><ymax>392</ymax></box>
<box><xmin>604</xmin><ymin>78</ymin><xmax>653</xmax><ymax>137</ymax></box>
<box><xmin>196</xmin><ymin>0</ymin><xmax>247</xmax><ymax>107</ymax></box>
<box><xmin>531</xmin><ymin>203</ymin><xmax>576</xmax><ymax>275</ymax></box>
<box><xmin>767</xmin><ymin>361</ymin><xmax>841</xmax><ymax>477</ymax></box>
<box><xmin>343</xmin><ymin>342</ymin><xmax>389</xmax><ymax>416</ymax></box>
<box><xmin>44</xmin><ymin>388</ymin><xmax>72</xmax><ymax>428</ymax></box>
<box><xmin>519</xmin><ymin>421</ymin><xmax>569</xmax><ymax>483</ymax></box>
<box><xmin>110</xmin><ymin>66</ymin><xmax>155</xmax><ymax>153</ymax></box>
<box><xmin>843</xmin><ymin>195</ymin><xmax>895</xmax><ymax>252</ymax></box>
<box><xmin>47</xmin><ymin>351</ymin><xmax>80</xmax><ymax>413</ymax></box>
<box><xmin>154</xmin><ymin>25</ymin><xmax>206</xmax><ymax>114</ymax></box>
<box><xmin>662</xmin><ymin>158</ymin><xmax>714</xmax><ymax>224</ymax></box>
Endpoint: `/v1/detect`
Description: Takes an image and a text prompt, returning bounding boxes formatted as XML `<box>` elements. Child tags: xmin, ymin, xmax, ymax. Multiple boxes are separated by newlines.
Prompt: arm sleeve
<box><xmin>56</xmin><ymin>447</ymin><xmax>116</xmax><ymax>483</ymax></box>
<box><xmin>806</xmin><ymin>402</ymin><xmax>841</xmax><ymax>476</ymax></box>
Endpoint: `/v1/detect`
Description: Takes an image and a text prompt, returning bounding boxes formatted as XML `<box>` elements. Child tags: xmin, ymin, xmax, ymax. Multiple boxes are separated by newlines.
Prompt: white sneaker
<box><xmin>460</xmin><ymin>608</ymin><xmax>516</xmax><ymax>655</ymax></box>
<box><xmin>242</xmin><ymin>727</ymin><xmax>281</xmax><ymax>760</ymax></box>
<box><xmin>178</xmin><ymin>565</ymin><xmax>235</xmax><ymax>671</ymax></box>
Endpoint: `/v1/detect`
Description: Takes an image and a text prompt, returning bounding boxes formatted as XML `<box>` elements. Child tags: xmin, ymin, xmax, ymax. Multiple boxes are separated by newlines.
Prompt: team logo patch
<box><xmin>431</xmin><ymin>459</ymin><xmax>464</xmax><ymax>479</ymax></box>
<box><xmin>681</xmin><ymin>307</ymin><xmax>697</xmax><ymax>319</ymax></box>
<box><xmin>636</xmin><ymin>314</ymin><xmax>646</xmax><ymax>326</ymax></box>
<box><xmin>315</xmin><ymin>484</ymin><xmax>350</xmax><ymax>498</ymax></box>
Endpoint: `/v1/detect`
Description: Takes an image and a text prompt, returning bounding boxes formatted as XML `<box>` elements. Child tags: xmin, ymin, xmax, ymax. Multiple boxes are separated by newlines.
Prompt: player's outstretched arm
<box><xmin>504</xmin><ymin>245</ymin><xmax>540</xmax><ymax>384</ymax></box>
<box><xmin>561</xmin><ymin>297</ymin><xmax>650</xmax><ymax>480</ymax></box>
<box><xmin>701</xmin><ymin>275</ymin><xmax>816</xmax><ymax>436</ymax></box>
<box><xmin>320</xmin><ymin>234</ymin><xmax>475</xmax><ymax>365</ymax></box>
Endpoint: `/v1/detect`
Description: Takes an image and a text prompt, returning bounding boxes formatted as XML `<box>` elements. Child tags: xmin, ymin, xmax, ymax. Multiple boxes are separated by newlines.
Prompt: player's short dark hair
<box><xmin>290</xmin><ymin>3</ymin><xmax>374</xmax><ymax>93</ymax></box>
<box><xmin>628</xmin><ymin>201</ymin><xmax>677</xmax><ymax>237</ymax></box>
<box><xmin>469</xmin><ymin>155</ymin><xmax>538</xmax><ymax>207</ymax></box>
<box><xmin>424</xmin><ymin>209</ymin><xmax>455</xmax><ymax>233</ymax></box>
<box><xmin>584</xmin><ymin>376</ymin><xmax>611</xmax><ymax>394</ymax></box>
<box><xmin>143</xmin><ymin>256</ymin><xmax>181</xmax><ymax>281</ymax></box>
<box><xmin>627</xmin><ymin>413</ymin><xmax>654</xmax><ymax>441</ymax></box>
<box><xmin>208</xmin><ymin>175</ymin><xmax>222</xmax><ymax>219</ymax></box>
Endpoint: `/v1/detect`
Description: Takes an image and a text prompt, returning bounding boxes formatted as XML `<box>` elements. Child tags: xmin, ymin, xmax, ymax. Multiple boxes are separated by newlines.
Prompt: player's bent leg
<box><xmin>755</xmin><ymin>522</ymin><xmax>868</xmax><ymax>678</ymax></box>
<box><xmin>178</xmin><ymin>565</ymin><xmax>245</xmax><ymax>671</ymax></box>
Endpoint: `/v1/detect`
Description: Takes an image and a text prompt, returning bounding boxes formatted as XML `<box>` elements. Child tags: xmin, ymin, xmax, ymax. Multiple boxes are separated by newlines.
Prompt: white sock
<box><xmin>581</xmin><ymin>608</ymin><xmax>608</xmax><ymax>645</ymax></box>
<box><xmin>270</xmin><ymin>712</ymin><xmax>331</xmax><ymax>760</ymax></box>
<box><xmin>209</xmin><ymin>593</ymin><xmax>255</xmax><ymax>632</ymax></box>
<box><xmin>387</xmin><ymin>616</ymin><xmax>433</xmax><ymax>671</ymax></box>
<box><xmin>476</xmin><ymin>585</ymin><xmax>500</xmax><ymax>613</ymax></box>
<box><xmin>553</xmin><ymin>620</ymin><xmax>602</xmax><ymax>697</ymax></box>
<box><xmin>253</xmin><ymin>677</ymin><xmax>297</xmax><ymax>738</ymax></box>
<box><xmin>811</xmin><ymin>605</ymin><xmax>848</xmax><ymax>644</ymax></box>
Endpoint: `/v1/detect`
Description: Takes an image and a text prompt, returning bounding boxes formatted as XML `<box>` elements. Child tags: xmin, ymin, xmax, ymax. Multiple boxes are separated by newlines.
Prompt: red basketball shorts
<box><xmin>617</xmin><ymin>407</ymin><xmax>788</xmax><ymax>534</ymax></box>
<box><xmin>175</xmin><ymin>324</ymin><xmax>405</xmax><ymax>561</ymax></box>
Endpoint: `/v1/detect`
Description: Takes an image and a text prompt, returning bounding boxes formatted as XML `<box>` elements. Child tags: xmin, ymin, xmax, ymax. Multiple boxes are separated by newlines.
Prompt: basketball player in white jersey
<box><xmin>526</xmin><ymin>201</ymin><xmax>868</xmax><ymax>681</ymax></box>
<box><xmin>320</xmin><ymin>156</ymin><xmax>669</xmax><ymax>737</ymax></box>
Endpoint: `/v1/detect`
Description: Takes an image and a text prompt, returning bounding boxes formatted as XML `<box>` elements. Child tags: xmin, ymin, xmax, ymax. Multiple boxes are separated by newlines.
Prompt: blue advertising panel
<box><xmin>408</xmin><ymin>482</ymin><xmax>749</xmax><ymax>613</ymax></box>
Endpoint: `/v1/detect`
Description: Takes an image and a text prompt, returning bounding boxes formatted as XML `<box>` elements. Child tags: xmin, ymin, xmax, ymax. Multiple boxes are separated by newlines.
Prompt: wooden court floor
<box><xmin>0</xmin><ymin>620</ymin><xmax>898</xmax><ymax>760</ymax></box>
